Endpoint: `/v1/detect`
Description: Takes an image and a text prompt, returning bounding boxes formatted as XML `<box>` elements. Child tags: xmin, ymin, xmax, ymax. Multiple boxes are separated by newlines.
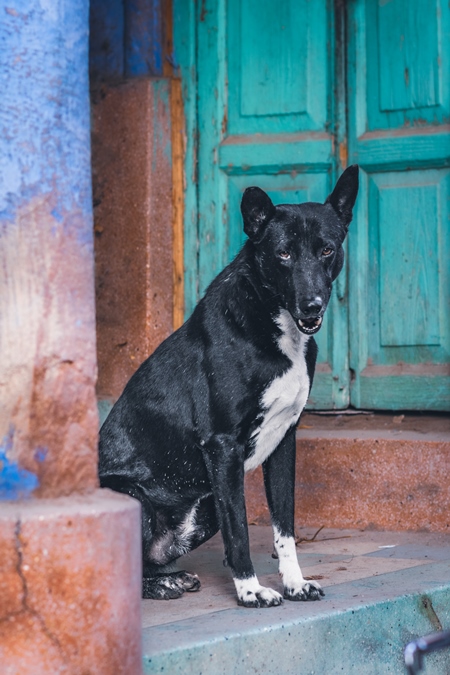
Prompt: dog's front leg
<box><xmin>263</xmin><ymin>427</ymin><xmax>324</xmax><ymax>601</ymax></box>
<box><xmin>202</xmin><ymin>434</ymin><xmax>283</xmax><ymax>608</ymax></box>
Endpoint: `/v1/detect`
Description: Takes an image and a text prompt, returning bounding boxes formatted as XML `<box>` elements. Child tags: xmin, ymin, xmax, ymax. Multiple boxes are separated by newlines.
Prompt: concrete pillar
<box><xmin>0</xmin><ymin>2</ymin><xmax>142</xmax><ymax>672</ymax></box>
<box><xmin>92</xmin><ymin>79</ymin><xmax>173</xmax><ymax>403</ymax></box>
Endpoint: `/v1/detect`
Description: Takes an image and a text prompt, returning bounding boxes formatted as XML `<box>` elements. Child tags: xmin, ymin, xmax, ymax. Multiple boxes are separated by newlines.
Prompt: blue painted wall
<box><xmin>0</xmin><ymin>0</ymin><xmax>92</xmax><ymax>223</ymax></box>
<box><xmin>90</xmin><ymin>0</ymin><xmax>165</xmax><ymax>81</ymax></box>
<box><xmin>0</xmin><ymin>0</ymin><xmax>96</xmax><ymax>497</ymax></box>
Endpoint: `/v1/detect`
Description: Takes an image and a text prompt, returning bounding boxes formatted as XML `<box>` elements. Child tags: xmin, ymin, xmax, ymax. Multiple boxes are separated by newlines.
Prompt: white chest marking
<box><xmin>244</xmin><ymin>310</ymin><xmax>310</xmax><ymax>472</ymax></box>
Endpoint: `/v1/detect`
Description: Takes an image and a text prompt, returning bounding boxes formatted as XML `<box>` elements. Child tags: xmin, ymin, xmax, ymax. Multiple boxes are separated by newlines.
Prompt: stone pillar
<box><xmin>92</xmin><ymin>79</ymin><xmax>174</xmax><ymax>404</ymax></box>
<box><xmin>0</xmin><ymin>2</ymin><xmax>142</xmax><ymax>673</ymax></box>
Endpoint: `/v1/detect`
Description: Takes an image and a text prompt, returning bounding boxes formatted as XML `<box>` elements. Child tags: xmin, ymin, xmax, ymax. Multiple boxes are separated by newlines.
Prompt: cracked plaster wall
<box><xmin>0</xmin><ymin>2</ymin><xmax>143</xmax><ymax>673</ymax></box>
<box><xmin>0</xmin><ymin>0</ymin><xmax>98</xmax><ymax>496</ymax></box>
<box><xmin>0</xmin><ymin>493</ymin><xmax>142</xmax><ymax>674</ymax></box>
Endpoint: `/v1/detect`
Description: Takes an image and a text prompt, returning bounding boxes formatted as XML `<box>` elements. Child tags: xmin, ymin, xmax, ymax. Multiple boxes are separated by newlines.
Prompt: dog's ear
<box><xmin>325</xmin><ymin>164</ymin><xmax>359</xmax><ymax>229</ymax></box>
<box><xmin>241</xmin><ymin>187</ymin><xmax>276</xmax><ymax>242</ymax></box>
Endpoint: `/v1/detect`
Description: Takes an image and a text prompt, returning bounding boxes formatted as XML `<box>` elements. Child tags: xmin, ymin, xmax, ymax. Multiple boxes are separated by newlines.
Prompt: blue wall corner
<box><xmin>89</xmin><ymin>0</ymin><xmax>165</xmax><ymax>82</ymax></box>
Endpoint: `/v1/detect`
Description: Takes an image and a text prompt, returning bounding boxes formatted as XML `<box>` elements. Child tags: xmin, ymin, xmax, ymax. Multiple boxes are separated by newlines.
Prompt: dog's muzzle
<box><xmin>297</xmin><ymin>316</ymin><xmax>323</xmax><ymax>335</ymax></box>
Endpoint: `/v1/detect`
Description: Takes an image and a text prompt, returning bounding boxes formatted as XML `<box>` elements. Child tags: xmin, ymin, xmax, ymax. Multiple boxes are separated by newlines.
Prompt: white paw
<box><xmin>234</xmin><ymin>576</ymin><xmax>283</xmax><ymax>608</ymax></box>
<box><xmin>272</xmin><ymin>529</ymin><xmax>325</xmax><ymax>602</ymax></box>
<box><xmin>284</xmin><ymin>578</ymin><xmax>324</xmax><ymax>601</ymax></box>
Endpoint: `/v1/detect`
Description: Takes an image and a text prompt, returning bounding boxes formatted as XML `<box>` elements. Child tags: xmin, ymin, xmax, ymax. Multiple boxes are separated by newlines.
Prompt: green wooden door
<box><xmin>175</xmin><ymin>0</ymin><xmax>349</xmax><ymax>409</ymax></box>
<box><xmin>347</xmin><ymin>0</ymin><xmax>450</xmax><ymax>410</ymax></box>
<box><xmin>174</xmin><ymin>0</ymin><xmax>450</xmax><ymax>410</ymax></box>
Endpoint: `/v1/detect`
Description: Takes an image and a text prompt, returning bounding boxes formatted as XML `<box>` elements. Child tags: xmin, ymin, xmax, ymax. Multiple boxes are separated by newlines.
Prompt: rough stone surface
<box><xmin>92</xmin><ymin>79</ymin><xmax>173</xmax><ymax>402</ymax></box>
<box><xmin>141</xmin><ymin>526</ymin><xmax>450</xmax><ymax>675</ymax></box>
<box><xmin>245</xmin><ymin>414</ymin><xmax>450</xmax><ymax>533</ymax></box>
<box><xmin>0</xmin><ymin>196</ymin><xmax>99</xmax><ymax>498</ymax></box>
<box><xmin>0</xmin><ymin>0</ymin><xmax>99</xmax><ymax>497</ymax></box>
<box><xmin>0</xmin><ymin>490</ymin><xmax>142</xmax><ymax>675</ymax></box>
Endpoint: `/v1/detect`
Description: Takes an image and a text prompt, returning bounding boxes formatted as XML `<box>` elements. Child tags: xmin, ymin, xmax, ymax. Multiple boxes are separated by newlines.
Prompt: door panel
<box><xmin>196</xmin><ymin>0</ymin><xmax>333</xmax><ymax>298</ymax></box>
<box><xmin>195</xmin><ymin>0</ymin><xmax>349</xmax><ymax>409</ymax></box>
<box><xmin>367</xmin><ymin>0</ymin><xmax>448</xmax><ymax>127</ymax></box>
<box><xmin>348</xmin><ymin>0</ymin><xmax>450</xmax><ymax>410</ymax></box>
<box><xmin>227</xmin><ymin>0</ymin><xmax>328</xmax><ymax>132</ymax></box>
<box><xmin>175</xmin><ymin>0</ymin><xmax>449</xmax><ymax>410</ymax></box>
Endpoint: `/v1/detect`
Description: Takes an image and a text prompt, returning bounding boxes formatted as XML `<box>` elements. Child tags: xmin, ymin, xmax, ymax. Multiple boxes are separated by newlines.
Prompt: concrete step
<box><xmin>245</xmin><ymin>412</ymin><xmax>450</xmax><ymax>533</ymax></box>
<box><xmin>141</xmin><ymin>526</ymin><xmax>450</xmax><ymax>674</ymax></box>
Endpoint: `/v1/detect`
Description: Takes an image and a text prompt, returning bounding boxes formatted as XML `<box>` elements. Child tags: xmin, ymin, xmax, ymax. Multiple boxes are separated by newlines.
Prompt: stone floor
<box><xmin>141</xmin><ymin>525</ymin><xmax>450</xmax><ymax>674</ymax></box>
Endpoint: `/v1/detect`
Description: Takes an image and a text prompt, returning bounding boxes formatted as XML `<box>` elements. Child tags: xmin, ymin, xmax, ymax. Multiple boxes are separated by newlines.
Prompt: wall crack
<box><xmin>420</xmin><ymin>594</ymin><xmax>443</xmax><ymax>632</ymax></box>
<box><xmin>13</xmin><ymin>519</ymin><xmax>67</xmax><ymax>662</ymax></box>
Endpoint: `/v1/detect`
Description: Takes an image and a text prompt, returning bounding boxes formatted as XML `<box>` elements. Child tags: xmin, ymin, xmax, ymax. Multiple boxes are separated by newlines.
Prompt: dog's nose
<box><xmin>299</xmin><ymin>297</ymin><xmax>323</xmax><ymax>317</ymax></box>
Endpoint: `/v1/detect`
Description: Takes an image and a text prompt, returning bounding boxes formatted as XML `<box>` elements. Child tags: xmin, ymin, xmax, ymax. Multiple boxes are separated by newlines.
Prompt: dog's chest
<box><xmin>244</xmin><ymin>311</ymin><xmax>310</xmax><ymax>472</ymax></box>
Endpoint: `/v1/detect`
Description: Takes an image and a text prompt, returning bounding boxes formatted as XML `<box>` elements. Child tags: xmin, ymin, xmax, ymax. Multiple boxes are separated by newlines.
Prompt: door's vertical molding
<box><xmin>347</xmin><ymin>0</ymin><xmax>369</xmax><ymax>408</ymax></box>
<box><xmin>329</xmin><ymin>0</ymin><xmax>350</xmax><ymax>408</ymax></box>
<box><xmin>170</xmin><ymin>77</ymin><xmax>186</xmax><ymax>330</ymax></box>
<box><xmin>163</xmin><ymin>0</ymin><xmax>186</xmax><ymax>330</ymax></box>
<box><xmin>348</xmin><ymin>168</ymin><xmax>370</xmax><ymax>408</ymax></box>
<box><xmin>347</xmin><ymin>0</ymin><xmax>367</xmax><ymax>140</ymax></box>
<box><xmin>196</xmin><ymin>0</ymin><xmax>228</xmax><ymax>300</ymax></box>
<box><xmin>173</xmin><ymin>0</ymin><xmax>198</xmax><ymax>318</ymax></box>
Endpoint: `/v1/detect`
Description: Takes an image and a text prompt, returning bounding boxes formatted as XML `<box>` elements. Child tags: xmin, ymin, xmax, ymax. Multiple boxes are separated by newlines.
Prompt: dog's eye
<box><xmin>322</xmin><ymin>247</ymin><xmax>334</xmax><ymax>257</ymax></box>
<box><xmin>278</xmin><ymin>251</ymin><xmax>291</xmax><ymax>260</ymax></box>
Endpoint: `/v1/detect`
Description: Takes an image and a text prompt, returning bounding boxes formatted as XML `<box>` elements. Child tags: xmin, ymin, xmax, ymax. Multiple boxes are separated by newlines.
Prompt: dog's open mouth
<box><xmin>298</xmin><ymin>316</ymin><xmax>323</xmax><ymax>335</ymax></box>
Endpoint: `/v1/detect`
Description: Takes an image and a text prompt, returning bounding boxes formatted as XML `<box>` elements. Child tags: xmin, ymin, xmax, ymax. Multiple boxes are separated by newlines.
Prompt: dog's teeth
<box><xmin>297</xmin><ymin>316</ymin><xmax>323</xmax><ymax>334</ymax></box>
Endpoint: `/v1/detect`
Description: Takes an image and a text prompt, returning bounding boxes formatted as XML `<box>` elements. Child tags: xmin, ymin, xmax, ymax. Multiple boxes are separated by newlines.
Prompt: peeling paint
<box><xmin>90</xmin><ymin>0</ymin><xmax>165</xmax><ymax>81</ymax></box>
<box><xmin>0</xmin><ymin>428</ymin><xmax>38</xmax><ymax>500</ymax></box>
<box><xmin>0</xmin><ymin>1</ymin><xmax>99</xmax><ymax>497</ymax></box>
<box><xmin>0</xmin><ymin>0</ymin><xmax>93</xmax><ymax>223</ymax></box>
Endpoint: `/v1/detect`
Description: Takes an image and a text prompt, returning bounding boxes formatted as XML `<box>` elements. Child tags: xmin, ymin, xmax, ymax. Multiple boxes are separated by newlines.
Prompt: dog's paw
<box><xmin>283</xmin><ymin>579</ymin><xmax>324</xmax><ymax>602</ymax></box>
<box><xmin>238</xmin><ymin>586</ymin><xmax>283</xmax><ymax>608</ymax></box>
<box><xmin>235</xmin><ymin>576</ymin><xmax>283</xmax><ymax>608</ymax></box>
<box><xmin>178</xmin><ymin>570</ymin><xmax>201</xmax><ymax>592</ymax></box>
<box><xmin>143</xmin><ymin>570</ymin><xmax>201</xmax><ymax>600</ymax></box>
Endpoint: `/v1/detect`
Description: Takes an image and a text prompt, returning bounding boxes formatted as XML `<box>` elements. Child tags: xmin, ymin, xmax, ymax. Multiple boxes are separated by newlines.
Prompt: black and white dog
<box><xmin>99</xmin><ymin>165</ymin><xmax>359</xmax><ymax>608</ymax></box>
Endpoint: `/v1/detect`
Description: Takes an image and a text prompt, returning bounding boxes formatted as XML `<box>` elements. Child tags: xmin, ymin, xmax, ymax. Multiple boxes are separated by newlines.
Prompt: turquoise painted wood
<box><xmin>173</xmin><ymin>0</ymin><xmax>198</xmax><ymax>318</ymax></box>
<box><xmin>174</xmin><ymin>0</ymin><xmax>450</xmax><ymax>410</ymax></box>
<box><xmin>347</xmin><ymin>0</ymin><xmax>450</xmax><ymax>410</ymax></box>
<box><xmin>177</xmin><ymin>0</ymin><xmax>349</xmax><ymax>409</ymax></box>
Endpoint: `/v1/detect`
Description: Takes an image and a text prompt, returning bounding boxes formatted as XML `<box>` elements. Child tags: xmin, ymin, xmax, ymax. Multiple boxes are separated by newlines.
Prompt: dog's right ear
<box><xmin>241</xmin><ymin>187</ymin><xmax>276</xmax><ymax>242</ymax></box>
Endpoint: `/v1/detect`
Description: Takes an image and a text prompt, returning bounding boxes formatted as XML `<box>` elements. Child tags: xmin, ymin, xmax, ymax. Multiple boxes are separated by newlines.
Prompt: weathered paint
<box><xmin>92</xmin><ymin>79</ymin><xmax>173</xmax><ymax>401</ymax></box>
<box><xmin>142</xmin><ymin>557</ymin><xmax>450</xmax><ymax>675</ymax></box>
<box><xmin>0</xmin><ymin>3</ymin><xmax>144</xmax><ymax>673</ymax></box>
<box><xmin>89</xmin><ymin>0</ymin><xmax>165</xmax><ymax>80</ymax></box>
<box><xmin>0</xmin><ymin>428</ymin><xmax>38</xmax><ymax>500</ymax></box>
<box><xmin>89</xmin><ymin>0</ymin><xmax>124</xmax><ymax>81</ymax></box>
<box><xmin>171</xmin><ymin>77</ymin><xmax>187</xmax><ymax>329</ymax></box>
<box><xmin>124</xmin><ymin>0</ymin><xmax>164</xmax><ymax>77</ymax></box>
<box><xmin>0</xmin><ymin>491</ymin><xmax>143</xmax><ymax>675</ymax></box>
<box><xmin>0</xmin><ymin>0</ymin><xmax>98</xmax><ymax>496</ymax></box>
<box><xmin>175</xmin><ymin>0</ymin><xmax>450</xmax><ymax>411</ymax></box>
<box><xmin>174</xmin><ymin>0</ymin><xmax>348</xmax><ymax>409</ymax></box>
<box><xmin>347</xmin><ymin>0</ymin><xmax>450</xmax><ymax>410</ymax></box>
<box><xmin>1</xmin><ymin>1</ymin><xmax>93</xmax><ymax>220</ymax></box>
<box><xmin>173</xmin><ymin>0</ymin><xmax>198</xmax><ymax>319</ymax></box>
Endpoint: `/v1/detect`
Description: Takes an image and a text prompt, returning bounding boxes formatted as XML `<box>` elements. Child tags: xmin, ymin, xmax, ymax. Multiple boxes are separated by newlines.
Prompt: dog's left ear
<box><xmin>325</xmin><ymin>164</ymin><xmax>359</xmax><ymax>229</ymax></box>
<box><xmin>241</xmin><ymin>187</ymin><xmax>276</xmax><ymax>242</ymax></box>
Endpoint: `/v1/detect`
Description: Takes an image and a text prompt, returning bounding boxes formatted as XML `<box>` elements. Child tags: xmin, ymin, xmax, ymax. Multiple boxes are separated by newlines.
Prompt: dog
<box><xmin>99</xmin><ymin>165</ymin><xmax>359</xmax><ymax>608</ymax></box>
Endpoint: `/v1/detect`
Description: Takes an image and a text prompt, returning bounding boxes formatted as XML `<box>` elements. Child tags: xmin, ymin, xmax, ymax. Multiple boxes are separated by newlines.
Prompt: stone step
<box><xmin>245</xmin><ymin>412</ymin><xmax>450</xmax><ymax>533</ymax></box>
<box><xmin>141</xmin><ymin>526</ymin><xmax>450</xmax><ymax>674</ymax></box>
